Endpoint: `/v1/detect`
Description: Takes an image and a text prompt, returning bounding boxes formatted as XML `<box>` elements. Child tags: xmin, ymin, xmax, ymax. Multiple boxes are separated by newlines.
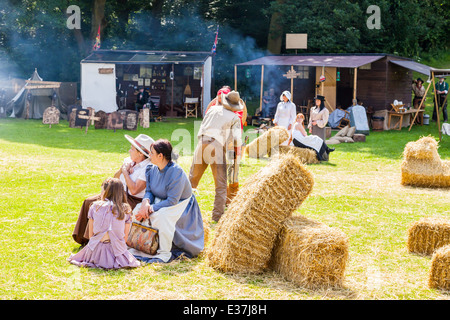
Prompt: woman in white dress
<box><xmin>290</xmin><ymin>113</ymin><xmax>334</xmax><ymax>161</ymax></box>
<box><xmin>274</xmin><ymin>90</ymin><xmax>296</xmax><ymax>146</ymax></box>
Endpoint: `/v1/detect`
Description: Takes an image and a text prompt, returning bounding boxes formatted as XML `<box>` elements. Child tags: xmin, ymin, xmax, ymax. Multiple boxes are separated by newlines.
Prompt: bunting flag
<box><xmin>211</xmin><ymin>25</ymin><xmax>219</xmax><ymax>55</ymax></box>
<box><xmin>93</xmin><ymin>24</ymin><xmax>101</xmax><ymax>51</ymax></box>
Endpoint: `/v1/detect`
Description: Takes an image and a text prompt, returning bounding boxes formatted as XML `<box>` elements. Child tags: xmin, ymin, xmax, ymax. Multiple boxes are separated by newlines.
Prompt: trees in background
<box><xmin>0</xmin><ymin>0</ymin><xmax>448</xmax><ymax>84</ymax></box>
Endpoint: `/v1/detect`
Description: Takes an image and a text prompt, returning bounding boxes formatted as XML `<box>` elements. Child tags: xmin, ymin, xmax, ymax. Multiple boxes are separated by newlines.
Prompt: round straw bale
<box><xmin>246</xmin><ymin>126</ymin><xmax>289</xmax><ymax>158</ymax></box>
<box><xmin>206</xmin><ymin>153</ymin><xmax>314</xmax><ymax>273</ymax></box>
<box><xmin>428</xmin><ymin>244</ymin><xmax>450</xmax><ymax>291</ymax></box>
<box><xmin>407</xmin><ymin>217</ymin><xmax>450</xmax><ymax>256</ymax></box>
<box><xmin>276</xmin><ymin>145</ymin><xmax>319</xmax><ymax>164</ymax></box>
<box><xmin>269</xmin><ymin>215</ymin><xmax>349</xmax><ymax>289</ymax></box>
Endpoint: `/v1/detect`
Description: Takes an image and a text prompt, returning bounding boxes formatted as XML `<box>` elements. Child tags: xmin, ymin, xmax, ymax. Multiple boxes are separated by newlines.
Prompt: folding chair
<box><xmin>184</xmin><ymin>97</ymin><xmax>199</xmax><ymax>118</ymax></box>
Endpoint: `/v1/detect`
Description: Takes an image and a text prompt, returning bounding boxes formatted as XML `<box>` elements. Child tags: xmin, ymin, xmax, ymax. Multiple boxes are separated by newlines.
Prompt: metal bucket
<box><xmin>423</xmin><ymin>114</ymin><xmax>430</xmax><ymax>125</ymax></box>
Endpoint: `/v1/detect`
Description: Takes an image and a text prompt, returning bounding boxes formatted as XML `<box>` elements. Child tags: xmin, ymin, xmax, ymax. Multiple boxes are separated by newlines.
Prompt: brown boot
<box><xmin>226</xmin><ymin>182</ymin><xmax>239</xmax><ymax>206</ymax></box>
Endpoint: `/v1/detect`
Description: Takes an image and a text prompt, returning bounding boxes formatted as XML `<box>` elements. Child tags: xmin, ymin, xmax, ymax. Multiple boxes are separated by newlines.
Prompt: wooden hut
<box><xmin>80</xmin><ymin>50</ymin><xmax>213</xmax><ymax>117</ymax></box>
<box><xmin>235</xmin><ymin>53</ymin><xmax>433</xmax><ymax>114</ymax></box>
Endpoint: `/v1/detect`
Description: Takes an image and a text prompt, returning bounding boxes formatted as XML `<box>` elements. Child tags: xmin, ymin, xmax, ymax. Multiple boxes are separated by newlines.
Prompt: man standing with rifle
<box><xmin>189</xmin><ymin>90</ymin><xmax>244</xmax><ymax>222</ymax></box>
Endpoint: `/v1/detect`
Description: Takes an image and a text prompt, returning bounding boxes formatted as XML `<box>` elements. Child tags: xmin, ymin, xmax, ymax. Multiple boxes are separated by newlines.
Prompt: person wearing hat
<box><xmin>412</xmin><ymin>78</ymin><xmax>426</xmax><ymax>109</ymax></box>
<box><xmin>205</xmin><ymin>86</ymin><xmax>247</xmax><ymax>205</ymax></box>
<box><xmin>189</xmin><ymin>90</ymin><xmax>243</xmax><ymax>222</ymax></box>
<box><xmin>274</xmin><ymin>90</ymin><xmax>296</xmax><ymax>146</ymax></box>
<box><xmin>135</xmin><ymin>87</ymin><xmax>149</xmax><ymax>112</ymax></box>
<box><xmin>308</xmin><ymin>95</ymin><xmax>330</xmax><ymax>141</ymax></box>
<box><xmin>433</xmin><ymin>76</ymin><xmax>448</xmax><ymax>123</ymax></box>
<box><xmin>72</xmin><ymin>134</ymin><xmax>154</xmax><ymax>245</ymax></box>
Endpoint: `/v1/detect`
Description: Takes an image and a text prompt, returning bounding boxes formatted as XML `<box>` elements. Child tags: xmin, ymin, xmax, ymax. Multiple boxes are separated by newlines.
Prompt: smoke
<box><xmin>1</xmin><ymin>2</ymin><xmax>272</xmax><ymax>99</ymax></box>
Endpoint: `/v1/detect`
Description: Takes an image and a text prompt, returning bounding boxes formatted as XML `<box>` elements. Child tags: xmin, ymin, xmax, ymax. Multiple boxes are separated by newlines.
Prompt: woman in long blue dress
<box><xmin>129</xmin><ymin>139</ymin><xmax>205</xmax><ymax>263</ymax></box>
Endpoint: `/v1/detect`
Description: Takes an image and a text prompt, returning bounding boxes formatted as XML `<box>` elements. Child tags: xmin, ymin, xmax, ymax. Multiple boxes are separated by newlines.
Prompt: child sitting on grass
<box><xmin>68</xmin><ymin>178</ymin><xmax>140</xmax><ymax>269</ymax></box>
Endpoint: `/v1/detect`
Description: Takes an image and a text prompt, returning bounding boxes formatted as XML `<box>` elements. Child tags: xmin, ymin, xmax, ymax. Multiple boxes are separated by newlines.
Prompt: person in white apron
<box><xmin>274</xmin><ymin>90</ymin><xmax>296</xmax><ymax>146</ymax></box>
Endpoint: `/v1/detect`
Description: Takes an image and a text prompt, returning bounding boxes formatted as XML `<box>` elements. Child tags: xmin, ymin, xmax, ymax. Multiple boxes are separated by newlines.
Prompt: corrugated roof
<box><xmin>81</xmin><ymin>50</ymin><xmax>212</xmax><ymax>64</ymax></box>
<box><xmin>236</xmin><ymin>54</ymin><xmax>386</xmax><ymax>68</ymax></box>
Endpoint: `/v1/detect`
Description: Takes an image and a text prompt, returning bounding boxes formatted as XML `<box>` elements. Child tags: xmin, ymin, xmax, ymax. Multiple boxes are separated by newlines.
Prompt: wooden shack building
<box><xmin>80</xmin><ymin>50</ymin><xmax>213</xmax><ymax>116</ymax></box>
<box><xmin>235</xmin><ymin>53</ymin><xmax>433</xmax><ymax>113</ymax></box>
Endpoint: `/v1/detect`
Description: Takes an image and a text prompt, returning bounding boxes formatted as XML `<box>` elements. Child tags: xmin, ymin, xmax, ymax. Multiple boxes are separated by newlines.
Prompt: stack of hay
<box><xmin>276</xmin><ymin>145</ymin><xmax>319</xmax><ymax>164</ymax></box>
<box><xmin>401</xmin><ymin>136</ymin><xmax>450</xmax><ymax>188</ymax></box>
<box><xmin>428</xmin><ymin>244</ymin><xmax>450</xmax><ymax>291</ymax></box>
<box><xmin>245</xmin><ymin>126</ymin><xmax>289</xmax><ymax>158</ymax></box>
<box><xmin>207</xmin><ymin>153</ymin><xmax>350</xmax><ymax>288</ymax></box>
<box><xmin>407</xmin><ymin>217</ymin><xmax>450</xmax><ymax>291</ymax></box>
<box><xmin>270</xmin><ymin>215</ymin><xmax>349</xmax><ymax>289</ymax></box>
<box><xmin>207</xmin><ymin>153</ymin><xmax>314</xmax><ymax>273</ymax></box>
<box><xmin>407</xmin><ymin>217</ymin><xmax>450</xmax><ymax>256</ymax></box>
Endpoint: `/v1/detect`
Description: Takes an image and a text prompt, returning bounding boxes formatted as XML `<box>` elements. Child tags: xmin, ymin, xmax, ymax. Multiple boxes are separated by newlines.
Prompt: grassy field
<box><xmin>0</xmin><ymin>104</ymin><xmax>449</xmax><ymax>300</ymax></box>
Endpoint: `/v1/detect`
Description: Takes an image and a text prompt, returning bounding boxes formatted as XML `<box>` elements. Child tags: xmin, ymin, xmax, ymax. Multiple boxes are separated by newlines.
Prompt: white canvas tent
<box><xmin>80</xmin><ymin>50</ymin><xmax>213</xmax><ymax>115</ymax></box>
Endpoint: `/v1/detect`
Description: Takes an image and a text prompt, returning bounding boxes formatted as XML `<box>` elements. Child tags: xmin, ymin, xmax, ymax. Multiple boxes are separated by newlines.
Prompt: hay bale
<box><xmin>401</xmin><ymin>137</ymin><xmax>450</xmax><ymax>188</ymax></box>
<box><xmin>276</xmin><ymin>145</ymin><xmax>319</xmax><ymax>164</ymax></box>
<box><xmin>207</xmin><ymin>153</ymin><xmax>314</xmax><ymax>273</ymax></box>
<box><xmin>428</xmin><ymin>244</ymin><xmax>450</xmax><ymax>291</ymax></box>
<box><xmin>407</xmin><ymin>217</ymin><xmax>450</xmax><ymax>256</ymax></box>
<box><xmin>269</xmin><ymin>215</ymin><xmax>349</xmax><ymax>289</ymax></box>
<box><xmin>245</xmin><ymin>126</ymin><xmax>289</xmax><ymax>158</ymax></box>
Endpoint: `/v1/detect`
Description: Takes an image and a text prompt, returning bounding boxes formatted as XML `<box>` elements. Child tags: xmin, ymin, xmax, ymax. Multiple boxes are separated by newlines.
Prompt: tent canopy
<box><xmin>236</xmin><ymin>53</ymin><xmax>388</xmax><ymax>68</ymax></box>
<box><xmin>6</xmin><ymin>69</ymin><xmax>63</xmax><ymax>119</ymax></box>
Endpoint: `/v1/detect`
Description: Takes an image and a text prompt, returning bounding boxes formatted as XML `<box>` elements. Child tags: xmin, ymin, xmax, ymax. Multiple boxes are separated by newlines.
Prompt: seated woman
<box><xmin>130</xmin><ymin>139</ymin><xmax>205</xmax><ymax>264</ymax></box>
<box><xmin>290</xmin><ymin>113</ymin><xmax>334</xmax><ymax>162</ymax></box>
<box><xmin>72</xmin><ymin>134</ymin><xmax>154</xmax><ymax>245</ymax></box>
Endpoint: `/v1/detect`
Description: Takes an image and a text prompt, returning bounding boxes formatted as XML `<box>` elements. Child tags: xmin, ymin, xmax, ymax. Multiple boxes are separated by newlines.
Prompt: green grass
<box><xmin>0</xmin><ymin>106</ymin><xmax>449</xmax><ymax>300</ymax></box>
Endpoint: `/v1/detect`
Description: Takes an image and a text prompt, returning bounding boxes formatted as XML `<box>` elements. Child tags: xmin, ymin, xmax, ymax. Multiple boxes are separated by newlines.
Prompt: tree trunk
<box><xmin>267</xmin><ymin>1</ymin><xmax>284</xmax><ymax>54</ymax></box>
<box><xmin>91</xmin><ymin>0</ymin><xmax>107</xmax><ymax>42</ymax></box>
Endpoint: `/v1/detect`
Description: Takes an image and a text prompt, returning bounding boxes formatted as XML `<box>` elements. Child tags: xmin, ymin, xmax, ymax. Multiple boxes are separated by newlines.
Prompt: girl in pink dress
<box><xmin>68</xmin><ymin>178</ymin><xmax>141</xmax><ymax>269</ymax></box>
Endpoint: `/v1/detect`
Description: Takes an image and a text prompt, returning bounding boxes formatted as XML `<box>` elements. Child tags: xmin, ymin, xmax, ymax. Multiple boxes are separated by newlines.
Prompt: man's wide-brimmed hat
<box><xmin>124</xmin><ymin>134</ymin><xmax>155</xmax><ymax>157</ymax></box>
<box><xmin>222</xmin><ymin>90</ymin><xmax>244</xmax><ymax>111</ymax></box>
<box><xmin>417</xmin><ymin>78</ymin><xmax>424</xmax><ymax>83</ymax></box>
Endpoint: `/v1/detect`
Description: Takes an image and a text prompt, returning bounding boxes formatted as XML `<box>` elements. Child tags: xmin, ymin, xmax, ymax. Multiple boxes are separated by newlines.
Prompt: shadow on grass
<box><xmin>0</xmin><ymin>117</ymin><xmax>448</xmax><ymax>160</ymax></box>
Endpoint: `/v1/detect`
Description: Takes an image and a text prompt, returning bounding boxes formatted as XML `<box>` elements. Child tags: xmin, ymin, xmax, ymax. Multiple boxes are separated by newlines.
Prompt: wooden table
<box><xmin>388</xmin><ymin>109</ymin><xmax>424</xmax><ymax>131</ymax></box>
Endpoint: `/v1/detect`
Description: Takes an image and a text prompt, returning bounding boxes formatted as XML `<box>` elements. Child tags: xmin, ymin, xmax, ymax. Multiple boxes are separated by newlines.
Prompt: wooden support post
<box><xmin>234</xmin><ymin>65</ymin><xmax>237</xmax><ymax>91</ymax></box>
<box><xmin>290</xmin><ymin>65</ymin><xmax>294</xmax><ymax>100</ymax></box>
<box><xmin>321</xmin><ymin>66</ymin><xmax>325</xmax><ymax>96</ymax></box>
<box><xmin>353</xmin><ymin>67</ymin><xmax>358</xmax><ymax>100</ymax></box>
<box><xmin>260</xmin><ymin>65</ymin><xmax>264</xmax><ymax>113</ymax></box>
<box><xmin>431</xmin><ymin>72</ymin><xmax>442</xmax><ymax>141</ymax></box>
<box><xmin>409</xmin><ymin>79</ymin><xmax>432</xmax><ymax>131</ymax></box>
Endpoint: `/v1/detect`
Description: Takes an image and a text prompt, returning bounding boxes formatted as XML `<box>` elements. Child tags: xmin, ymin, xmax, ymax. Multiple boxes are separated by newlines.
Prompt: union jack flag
<box><xmin>93</xmin><ymin>25</ymin><xmax>101</xmax><ymax>51</ymax></box>
<box><xmin>211</xmin><ymin>25</ymin><xmax>219</xmax><ymax>55</ymax></box>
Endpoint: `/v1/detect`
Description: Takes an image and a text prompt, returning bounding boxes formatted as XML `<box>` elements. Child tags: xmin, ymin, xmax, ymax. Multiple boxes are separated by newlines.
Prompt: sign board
<box><xmin>286</xmin><ymin>33</ymin><xmax>308</xmax><ymax>50</ymax></box>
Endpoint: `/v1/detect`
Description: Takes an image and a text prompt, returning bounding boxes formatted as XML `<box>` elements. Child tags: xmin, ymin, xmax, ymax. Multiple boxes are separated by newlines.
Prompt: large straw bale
<box><xmin>276</xmin><ymin>145</ymin><xmax>319</xmax><ymax>164</ymax></box>
<box><xmin>207</xmin><ymin>153</ymin><xmax>314</xmax><ymax>273</ymax></box>
<box><xmin>269</xmin><ymin>215</ymin><xmax>349</xmax><ymax>289</ymax></box>
<box><xmin>401</xmin><ymin>137</ymin><xmax>450</xmax><ymax>188</ymax></box>
<box><xmin>407</xmin><ymin>217</ymin><xmax>450</xmax><ymax>256</ymax></box>
<box><xmin>428</xmin><ymin>244</ymin><xmax>450</xmax><ymax>291</ymax></box>
<box><xmin>245</xmin><ymin>126</ymin><xmax>289</xmax><ymax>158</ymax></box>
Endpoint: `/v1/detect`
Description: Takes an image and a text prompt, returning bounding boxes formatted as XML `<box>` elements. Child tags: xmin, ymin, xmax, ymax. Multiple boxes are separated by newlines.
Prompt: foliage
<box><xmin>0</xmin><ymin>0</ymin><xmax>448</xmax><ymax>86</ymax></box>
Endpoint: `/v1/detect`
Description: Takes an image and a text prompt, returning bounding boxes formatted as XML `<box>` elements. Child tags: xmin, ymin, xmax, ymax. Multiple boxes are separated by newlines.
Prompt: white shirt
<box><xmin>197</xmin><ymin>104</ymin><xmax>242</xmax><ymax>148</ymax></box>
<box><xmin>119</xmin><ymin>157</ymin><xmax>150</xmax><ymax>199</ymax></box>
<box><xmin>274</xmin><ymin>101</ymin><xmax>296</xmax><ymax>130</ymax></box>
